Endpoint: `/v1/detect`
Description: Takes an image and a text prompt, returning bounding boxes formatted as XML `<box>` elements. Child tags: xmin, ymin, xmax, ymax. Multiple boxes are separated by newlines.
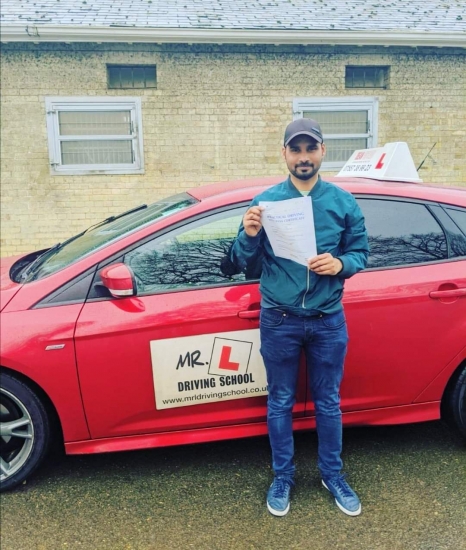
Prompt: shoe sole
<box><xmin>322</xmin><ymin>480</ymin><xmax>362</xmax><ymax>517</ymax></box>
<box><xmin>266</xmin><ymin>500</ymin><xmax>290</xmax><ymax>517</ymax></box>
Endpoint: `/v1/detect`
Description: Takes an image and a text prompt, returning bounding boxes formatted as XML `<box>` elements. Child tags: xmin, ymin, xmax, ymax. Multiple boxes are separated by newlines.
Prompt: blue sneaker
<box><xmin>266</xmin><ymin>476</ymin><xmax>294</xmax><ymax>516</ymax></box>
<box><xmin>322</xmin><ymin>474</ymin><xmax>362</xmax><ymax>516</ymax></box>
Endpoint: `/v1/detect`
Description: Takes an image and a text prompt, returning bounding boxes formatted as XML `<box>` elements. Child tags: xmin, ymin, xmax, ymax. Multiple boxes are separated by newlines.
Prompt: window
<box><xmin>107</xmin><ymin>65</ymin><xmax>157</xmax><ymax>89</ymax></box>
<box><xmin>45</xmin><ymin>97</ymin><xmax>144</xmax><ymax>175</ymax></box>
<box><xmin>345</xmin><ymin>66</ymin><xmax>389</xmax><ymax>89</ymax></box>
<box><xmin>435</xmin><ymin>206</ymin><xmax>466</xmax><ymax>258</ymax></box>
<box><xmin>20</xmin><ymin>194</ymin><xmax>196</xmax><ymax>282</ymax></box>
<box><xmin>293</xmin><ymin>97</ymin><xmax>378</xmax><ymax>170</ymax></box>
<box><xmin>357</xmin><ymin>199</ymin><xmax>448</xmax><ymax>269</ymax></box>
<box><xmin>124</xmin><ymin>208</ymin><xmax>252</xmax><ymax>295</ymax></box>
<box><xmin>446</xmin><ymin>207</ymin><xmax>466</xmax><ymax>236</ymax></box>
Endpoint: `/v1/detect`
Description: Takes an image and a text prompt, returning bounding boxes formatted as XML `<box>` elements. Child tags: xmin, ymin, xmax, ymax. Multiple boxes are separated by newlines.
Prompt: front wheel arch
<box><xmin>0</xmin><ymin>368</ymin><xmax>64</xmax><ymax>491</ymax></box>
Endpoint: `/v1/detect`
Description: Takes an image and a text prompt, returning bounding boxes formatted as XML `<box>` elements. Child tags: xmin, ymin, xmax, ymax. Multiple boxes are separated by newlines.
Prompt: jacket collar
<box><xmin>285</xmin><ymin>175</ymin><xmax>326</xmax><ymax>199</ymax></box>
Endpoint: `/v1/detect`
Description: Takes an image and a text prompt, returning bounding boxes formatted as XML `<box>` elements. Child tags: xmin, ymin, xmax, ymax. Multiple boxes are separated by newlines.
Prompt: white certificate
<box><xmin>259</xmin><ymin>197</ymin><xmax>317</xmax><ymax>266</ymax></box>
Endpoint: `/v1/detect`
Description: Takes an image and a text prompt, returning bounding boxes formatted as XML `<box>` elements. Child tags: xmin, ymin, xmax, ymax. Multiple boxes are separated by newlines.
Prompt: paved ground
<box><xmin>1</xmin><ymin>421</ymin><xmax>465</xmax><ymax>550</ymax></box>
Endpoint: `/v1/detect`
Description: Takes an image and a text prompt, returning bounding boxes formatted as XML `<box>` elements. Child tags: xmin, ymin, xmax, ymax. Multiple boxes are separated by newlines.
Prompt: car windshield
<box><xmin>21</xmin><ymin>193</ymin><xmax>197</xmax><ymax>282</ymax></box>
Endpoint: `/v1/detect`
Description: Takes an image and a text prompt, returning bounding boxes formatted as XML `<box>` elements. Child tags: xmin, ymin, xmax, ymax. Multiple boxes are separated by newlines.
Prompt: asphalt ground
<box><xmin>1</xmin><ymin>420</ymin><xmax>465</xmax><ymax>550</ymax></box>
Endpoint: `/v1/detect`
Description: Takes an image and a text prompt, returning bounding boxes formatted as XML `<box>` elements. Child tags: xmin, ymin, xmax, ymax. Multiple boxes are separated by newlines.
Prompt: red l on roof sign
<box><xmin>335</xmin><ymin>142</ymin><xmax>422</xmax><ymax>183</ymax></box>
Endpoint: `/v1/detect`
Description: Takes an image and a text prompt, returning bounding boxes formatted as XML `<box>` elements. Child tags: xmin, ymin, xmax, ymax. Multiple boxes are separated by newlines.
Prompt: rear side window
<box><xmin>430</xmin><ymin>205</ymin><xmax>466</xmax><ymax>258</ymax></box>
<box><xmin>446</xmin><ymin>208</ymin><xmax>466</xmax><ymax>235</ymax></box>
<box><xmin>356</xmin><ymin>199</ymin><xmax>448</xmax><ymax>269</ymax></box>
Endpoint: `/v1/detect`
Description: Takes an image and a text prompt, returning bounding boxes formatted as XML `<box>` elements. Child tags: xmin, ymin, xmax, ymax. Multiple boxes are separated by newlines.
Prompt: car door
<box><xmin>305</xmin><ymin>196</ymin><xmax>466</xmax><ymax>416</ymax></box>
<box><xmin>74</xmin><ymin>205</ymin><xmax>307</xmax><ymax>439</ymax></box>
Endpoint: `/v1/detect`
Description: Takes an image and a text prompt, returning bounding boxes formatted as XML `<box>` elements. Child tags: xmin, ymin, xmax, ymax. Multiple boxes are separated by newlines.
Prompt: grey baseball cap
<box><xmin>284</xmin><ymin>118</ymin><xmax>323</xmax><ymax>146</ymax></box>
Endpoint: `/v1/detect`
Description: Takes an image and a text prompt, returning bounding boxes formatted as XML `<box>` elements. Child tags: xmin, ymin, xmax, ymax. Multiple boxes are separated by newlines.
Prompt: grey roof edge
<box><xmin>1</xmin><ymin>26</ymin><xmax>465</xmax><ymax>49</ymax></box>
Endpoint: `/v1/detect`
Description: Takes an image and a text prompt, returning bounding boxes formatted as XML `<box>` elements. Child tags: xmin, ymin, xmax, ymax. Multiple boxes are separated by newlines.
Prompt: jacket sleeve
<box><xmin>337</xmin><ymin>199</ymin><xmax>369</xmax><ymax>278</ymax></box>
<box><xmin>230</xmin><ymin>199</ymin><xmax>265</xmax><ymax>277</ymax></box>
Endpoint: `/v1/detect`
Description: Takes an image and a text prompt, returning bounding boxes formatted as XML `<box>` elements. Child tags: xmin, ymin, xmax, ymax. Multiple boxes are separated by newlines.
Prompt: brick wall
<box><xmin>1</xmin><ymin>43</ymin><xmax>465</xmax><ymax>256</ymax></box>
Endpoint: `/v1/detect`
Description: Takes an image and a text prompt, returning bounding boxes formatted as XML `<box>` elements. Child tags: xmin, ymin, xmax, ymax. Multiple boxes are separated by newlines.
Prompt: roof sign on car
<box><xmin>335</xmin><ymin>142</ymin><xmax>422</xmax><ymax>183</ymax></box>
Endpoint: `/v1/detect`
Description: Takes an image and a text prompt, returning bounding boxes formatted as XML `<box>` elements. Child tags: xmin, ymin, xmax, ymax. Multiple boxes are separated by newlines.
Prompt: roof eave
<box><xmin>1</xmin><ymin>26</ymin><xmax>465</xmax><ymax>48</ymax></box>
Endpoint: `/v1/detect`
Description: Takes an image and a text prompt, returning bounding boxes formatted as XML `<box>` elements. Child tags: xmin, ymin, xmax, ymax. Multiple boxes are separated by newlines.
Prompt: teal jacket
<box><xmin>231</xmin><ymin>176</ymin><xmax>369</xmax><ymax>316</ymax></box>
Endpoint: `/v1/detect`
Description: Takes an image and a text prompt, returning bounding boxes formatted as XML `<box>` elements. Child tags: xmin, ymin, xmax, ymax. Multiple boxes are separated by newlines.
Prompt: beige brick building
<box><xmin>1</xmin><ymin>2</ymin><xmax>465</xmax><ymax>256</ymax></box>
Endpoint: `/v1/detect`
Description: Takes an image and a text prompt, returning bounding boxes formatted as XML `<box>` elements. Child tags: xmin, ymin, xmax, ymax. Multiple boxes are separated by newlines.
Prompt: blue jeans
<box><xmin>260</xmin><ymin>308</ymin><xmax>348</xmax><ymax>480</ymax></box>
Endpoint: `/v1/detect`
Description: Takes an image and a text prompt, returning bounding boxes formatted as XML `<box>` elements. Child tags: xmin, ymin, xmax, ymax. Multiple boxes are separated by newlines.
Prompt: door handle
<box><xmin>429</xmin><ymin>288</ymin><xmax>466</xmax><ymax>299</ymax></box>
<box><xmin>238</xmin><ymin>309</ymin><xmax>260</xmax><ymax>319</ymax></box>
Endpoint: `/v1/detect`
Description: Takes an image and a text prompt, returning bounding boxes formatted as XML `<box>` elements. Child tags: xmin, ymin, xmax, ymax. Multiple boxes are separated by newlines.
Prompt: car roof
<box><xmin>187</xmin><ymin>175</ymin><xmax>466</xmax><ymax>207</ymax></box>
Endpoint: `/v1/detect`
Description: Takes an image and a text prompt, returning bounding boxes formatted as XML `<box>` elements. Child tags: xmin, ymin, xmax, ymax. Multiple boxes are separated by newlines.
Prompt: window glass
<box><xmin>345</xmin><ymin>66</ymin><xmax>390</xmax><ymax>89</ymax></box>
<box><xmin>45</xmin><ymin>97</ymin><xmax>144</xmax><ymax>174</ymax></box>
<box><xmin>446</xmin><ymin>208</ymin><xmax>466</xmax><ymax>235</ymax></box>
<box><xmin>356</xmin><ymin>199</ymin><xmax>448</xmax><ymax>268</ymax></box>
<box><xmin>61</xmin><ymin>140</ymin><xmax>134</xmax><ymax>165</ymax></box>
<box><xmin>430</xmin><ymin>205</ymin><xmax>466</xmax><ymax>258</ymax></box>
<box><xmin>57</xmin><ymin>110</ymin><xmax>134</xmax><ymax>165</ymax></box>
<box><xmin>107</xmin><ymin>65</ymin><xmax>157</xmax><ymax>89</ymax></box>
<box><xmin>305</xmin><ymin>110</ymin><xmax>368</xmax><ymax>134</ymax></box>
<box><xmin>124</xmin><ymin>209</ymin><xmax>250</xmax><ymax>294</ymax></box>
<box><xmin>23</xmin><ymin>194</ymin><xmax>196</xmax><ymax>282</ymax></box>
<box><xmin>58</xmin><ymin>111</ymin><xmax>132</xmax><ymax>136</ymax></box>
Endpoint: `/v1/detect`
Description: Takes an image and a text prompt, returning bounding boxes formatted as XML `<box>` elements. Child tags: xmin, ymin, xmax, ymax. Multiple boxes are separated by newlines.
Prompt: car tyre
<box><xmin>444</xmin><ymin>365</ymin><xmax>466</xmax><ymax>440</ymax></box>
<box><xmin>0</xmin><ymin>373</ymin><xmax>51</xmax><ymax>491</ymax></box>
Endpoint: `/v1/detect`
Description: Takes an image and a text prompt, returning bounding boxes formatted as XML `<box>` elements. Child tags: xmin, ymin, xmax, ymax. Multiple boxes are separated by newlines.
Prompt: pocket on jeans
<box><xmin>260</xmin><ymin>308</ymin><xmax>285</xmax><ymax>328</ymax></box>
<box><xmin>321</xmin><ymin>310</ymin><xmax>346</xmax><ymax>329</ymax></box>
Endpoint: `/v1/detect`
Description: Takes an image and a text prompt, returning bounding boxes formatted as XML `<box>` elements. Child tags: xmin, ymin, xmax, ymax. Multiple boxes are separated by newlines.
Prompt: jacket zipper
<box><xmin>302</xmin><ymin>268</ymin><xmax>310</xmax><ymax>308</ymax></box>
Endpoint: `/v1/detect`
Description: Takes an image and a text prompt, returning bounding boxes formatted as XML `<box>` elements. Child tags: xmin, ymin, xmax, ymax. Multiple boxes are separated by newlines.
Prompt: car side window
<box><xmin>356</xmin><ymin>199</ymin><xmax>448</xmax><ymax>269</ymax></box>
<box><xmin>446</xmin><ymin>208</ymin><xmax>466</xmax><ymax>257</ymax></box>
<box><xmin>124</xmin><ymin>208</ymin><xmax>249</xmax><ymax>294</ymax></box>
<box><xmin>446</xmin><ymin>208</ymin><xmax>466</xmax><ymax>235</ymax></box>
<box><xmin>429</xmin><ymin>205</ymin><xmax>466</xmax><ymax>258</ymax></box>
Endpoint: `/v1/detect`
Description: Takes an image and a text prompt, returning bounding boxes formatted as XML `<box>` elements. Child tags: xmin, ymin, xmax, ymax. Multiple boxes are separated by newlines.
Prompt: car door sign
<box><xmin>150</xmin><ymin>330</ymin><xmax>268</xmax><ymax>409</ymax></box>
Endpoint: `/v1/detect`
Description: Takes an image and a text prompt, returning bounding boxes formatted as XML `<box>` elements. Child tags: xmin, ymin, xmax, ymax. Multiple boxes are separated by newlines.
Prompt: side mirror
<box><xmin>100</xmin><ymin>263</ymin><xmax>136</xmax><ymax>298</ymax></box>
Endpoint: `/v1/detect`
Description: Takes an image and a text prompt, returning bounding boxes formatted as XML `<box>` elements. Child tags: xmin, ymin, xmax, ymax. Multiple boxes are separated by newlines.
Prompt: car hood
<box><xmin>0</xmin><ymin>254</ymin><xmax>24</xmax><ymax>311</ymax></box>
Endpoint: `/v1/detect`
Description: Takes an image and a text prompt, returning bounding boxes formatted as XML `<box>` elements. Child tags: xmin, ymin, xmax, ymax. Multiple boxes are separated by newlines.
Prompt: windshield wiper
<box><xmin>19</xmin><ymin>243</ymin><xmax>63</xmax><ymax>282</ymax></box>
<box><xmin>84</xmin><ymin>204</ymin><xmax>148</xmax><ymax>233</ymax></box>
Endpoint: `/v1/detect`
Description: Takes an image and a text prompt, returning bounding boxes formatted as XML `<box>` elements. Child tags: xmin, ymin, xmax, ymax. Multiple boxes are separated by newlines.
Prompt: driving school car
<box><xmin>1</xmin><ymin>143</ymin><xmax>466</xmax><ymax>491</ymax></box>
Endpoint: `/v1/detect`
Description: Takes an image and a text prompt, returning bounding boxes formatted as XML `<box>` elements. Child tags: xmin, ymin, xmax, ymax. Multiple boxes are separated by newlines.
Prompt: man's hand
<box><xmin>243</xmin><ymin>206</ymin><xmax>264</xmax><ymax>237</ymax></box>
<box><xmin>308</xmin><ymin>253</ymin><xmax>343</xmax><ymax>276</ymax></box>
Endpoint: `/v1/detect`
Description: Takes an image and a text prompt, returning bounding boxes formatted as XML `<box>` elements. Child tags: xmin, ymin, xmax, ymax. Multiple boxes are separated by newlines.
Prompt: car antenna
<box><xmin>417</xmin><ymin>142</ymin><xmax>437</xmax><ymax>171</ymax></box>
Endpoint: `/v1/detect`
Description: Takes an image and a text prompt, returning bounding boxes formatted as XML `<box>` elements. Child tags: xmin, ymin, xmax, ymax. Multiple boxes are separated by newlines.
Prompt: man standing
<box><xmin>231</xmin><ymin>119</ymin><xmax>369</xmax><ymax>517</ymax></box>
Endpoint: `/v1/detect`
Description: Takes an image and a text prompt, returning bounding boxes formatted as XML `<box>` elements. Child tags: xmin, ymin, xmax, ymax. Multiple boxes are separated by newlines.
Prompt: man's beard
<box><xmin>290</xmin><ymin>163</ymin><xmax>320</xmax><ymax>181</ymax></box>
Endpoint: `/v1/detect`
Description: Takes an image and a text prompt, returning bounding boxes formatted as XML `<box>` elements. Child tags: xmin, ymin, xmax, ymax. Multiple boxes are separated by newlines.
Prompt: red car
<box><xmin>1</xmin><ymin>173</ymin><xmax>466</xmax><ymax>491</ymax></box>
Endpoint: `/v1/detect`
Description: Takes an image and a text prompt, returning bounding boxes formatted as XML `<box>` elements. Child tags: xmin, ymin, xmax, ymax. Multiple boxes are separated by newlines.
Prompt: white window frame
<box><xmin>292</xmin><ymin>97</ymin><xmax>379</xmax><ymax>171</ymax></box>
<box><xmin>45</xmin><ymin>97</ymin><xmax>144</xmax><ymax>175</ymax></box>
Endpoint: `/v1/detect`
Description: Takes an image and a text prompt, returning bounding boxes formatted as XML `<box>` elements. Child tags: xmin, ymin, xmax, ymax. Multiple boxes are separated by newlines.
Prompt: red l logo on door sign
<box><xmin>218</xmin><ymin>346</ymin><xmax>240</xmax><ymax>371</ymax></box>
<box><xmin>375</xmin><ymin>153</ymin><xmax>386</xmax><ymax>169</ymax></box>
